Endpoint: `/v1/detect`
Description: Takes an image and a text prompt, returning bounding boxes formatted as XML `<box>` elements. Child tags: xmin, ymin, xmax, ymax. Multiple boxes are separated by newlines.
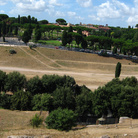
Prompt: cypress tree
<box><xmin>62</xmin><ymin>30</ymin><xmax>67</xmax><ymax>46</ymax></box>
<box><xmin>115</xmin><ymin>62</ymin><xmax>122</xmax><ymax>78</ymax></box>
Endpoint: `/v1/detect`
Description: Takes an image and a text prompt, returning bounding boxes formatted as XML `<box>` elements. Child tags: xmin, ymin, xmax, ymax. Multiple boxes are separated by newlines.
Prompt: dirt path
<box><xmin>35</xmin><ymin>48</ymin><xmax>65</xmax><ymax>68</ymax></box>
<box><xmin>0</xmin><ymin>44</ymin><xmax>138</xmax><ymax>90</ymax></box>
<box><xmin>18</xmin><ymin>46</ymin><xmax>55</xmax><ymax>69</ymax></box>
<box><xmin>0</xmin><ymin>66</ymin><xmax>137</xmax><ymax>91</ymax></box>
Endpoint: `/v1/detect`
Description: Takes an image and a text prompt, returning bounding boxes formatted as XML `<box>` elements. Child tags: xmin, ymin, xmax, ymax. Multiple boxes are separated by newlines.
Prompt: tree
<box><xmin>75</xmin><ymin>86</ymin><xmax>93</xmax><ymax>121</ymax></box>
<box><xmin>31</xmin><ymin>93</ymin><xmax>53</xmax><ymax>112</ymax></box>
<box><xmin>56</xmin><ymin>18</ymin><xmax>67</xmax><ymax>25</ymax></box>
<box><xmin>38</xmin><ymin>20</ymin><xmax>48</xmax><ymax>24</ymax></box>
<box><xmin>2</xmin><ymin>21</ymin><xmax>6</xmax><ymax>42</ymax></box>
<box><xmin>20</xmin><ymin>16</ymin><xmax>28</xmax><ymax>24</ymax></box>
<box><xmin>26</xmin><ymin>76</ymin><xmax>43</xmax><ymax>95</ymax></box>
<box><xmin>62</xmin><ymin>30</ymin><xmax>68</xmax><ymax>46</ymax></box>
<box><xmin>121</xmin><ymin>76</ymin><xmax>137</xmax><ymax>87</ymax></box>
<box><xmin>22</xmin><ymin>29</ymin><xmax>31</xmax><ymax>45</ymax></box>
<box><xmin>14</xmin><ymin>26</ymin><xmax>18</xmax><ymax>35</ymax></box>
<box><xmin>5</xmin><ymin>71</ymin><xmax>27</xmax><ymax>93</ymax></box>
<box><xmin>93</xmin><ymin>87</ymin><xmax>110</xmax><ymax>117</ymax></box>
<box><xmin>41</xmin><ymin>75</ymin><xmax>76</xmax><ymax>94</ymax></box>
<box><xmin>0</xmin><ymin>14</ymin><xmax>9</xmax><ymax>21</ymax></box>
<box><xmin>18</xmin><ymin>15</ymin><xmax>20</xmax><ymax>24</ymax></box>
<box><xmin>41</xmin><ymin>74</ymin><xmax>63</xmax><ymax>94</ymax></box>
<box><xmin>45</xmin><ymin>108</ymin><xmax>77</xmax><ymax>131</ymax></box>
<box><xmin>0</xmin><ymin>23</ymin><xmax>1</xmax><ymax>37</ymax></box>
<box><xmin>133</xmin><ymin>31</ymin><xmax>138</xmax><ymax>42</ymax></box>
<box><xmin>81</xmin><ymin>38</ymin><xmax>87</xmax><ymax>49</ymax></box>
<box><xmin>34</xmin><ymin>24</ymin><xmax>41</xmax><ymax>42</ymax></box>
<box><xmin>115</xmin><ymin>62</ymin><xmax>122</xmax><ymax>78</ymax></box>
<box><xmin>75</xmin><ymin>33</ymin><xmax>82</xmax><ymax>47</ymax></box>
<box><xmin>0</xmin><ymin>92</ymin><xmax>11</xmax><ymax>109</ymax></box>
<box><xmin>135</xmin><ymin>24</ymin><xmax>138</xmax><ymax>28</ymax></box>
<box><xmin>0</xmin><ymin>70</ymin><xmax>7</xmax><ymax>92</ymax></box>
<box><xmin>53</xmin><ymin>87</ymin><xmax>75</xmax><ymax>110</ymax></box>
<box><xmin>11</xmin><ymin>90</ymin><xmax>32</xmax><ymax>110</ymax></box>
<box><xmin>28</xmin><ymin>15</ymin><xmax>31</xmax><ymax>23</ymax></box>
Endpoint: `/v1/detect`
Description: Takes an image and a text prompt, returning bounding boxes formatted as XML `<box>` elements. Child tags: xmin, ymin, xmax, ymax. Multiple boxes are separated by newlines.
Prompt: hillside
<box><xmin>0</xmin><ymin>45</ymin><xmax>138</xmax><ymax>137</ymax></box>
<box><xmin>0</xmin><ymin>45</ymin><xmax>138</xmax><ymax>90</ymax></box>
<box><xmin>0</xmin><ymin>109</ymin><xmax>138</xmax><ymax>138</ymax></box>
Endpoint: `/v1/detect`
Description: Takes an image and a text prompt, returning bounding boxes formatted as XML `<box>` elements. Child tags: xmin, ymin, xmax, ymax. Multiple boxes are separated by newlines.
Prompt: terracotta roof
<box><xmin>90</xmin><ymin>27</ymin><xmax>98</xmax><ymax>30</ymax></box>
<box><xmin>98</xmin><ymin>26</ymin><xmax>111</xmax><ymax>30</ymax></box>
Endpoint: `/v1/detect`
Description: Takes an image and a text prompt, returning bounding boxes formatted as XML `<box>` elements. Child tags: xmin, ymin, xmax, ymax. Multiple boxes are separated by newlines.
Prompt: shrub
<box><xmin>9</xmin><ymin>49</ymin><xmax>17</xmax><ymax>54</ymax></box>
<box><xmin>45</xmin><ymin>108</ymin><xmax>77</xmax><ymax>131</ymax></box>
<box><xmin>30</xmin><ymin>114</ymin><xmax>43</xmax><ymax>128</ymax></box>
<box><xmin>29</xmin><ymin>45</ymin><xmax>33</xmax><ymax>49</ymax></box>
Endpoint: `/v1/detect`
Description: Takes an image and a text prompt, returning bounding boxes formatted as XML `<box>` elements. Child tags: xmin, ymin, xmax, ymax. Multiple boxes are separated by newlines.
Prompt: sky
<box><xmin>0</xmin><ymin>0</ymin><xmax>138</xmax><ymax>27</ymax></box>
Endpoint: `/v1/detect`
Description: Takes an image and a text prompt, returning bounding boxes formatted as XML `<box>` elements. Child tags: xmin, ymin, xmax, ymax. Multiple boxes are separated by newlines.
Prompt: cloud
<box><xmin>97</xmin><ymin>1</ymin><xmax>120</xmax><ymax>19</ymax></box>
<box><xmin>88</xmin><ymin>0</ymin><xmax>138</xmax><ymax>26</ymax></box>
<box><xmin>0</xmin><ymin>10</ymin><xmax>5</xmax><ymax>13</ymax></box>
<box><xmin>76</xmin><ymin>0</ymin><xmax>92</xmax><ymax>7</ymax></box>
<box><xmin>67</xmin><ymin>11</ymin><xmax>76</xmax><ymax>17</ymax></box>
<box><xmin>127</xmin><ymin>15</ymin><xmax>138</xmax><ymax>26</ymax></box>
<box><xmin>88</xmin><ymin>15</ymin><xmax>100</xmax><ymax>21</ymax></box>
<box><xmin>49</xmin><ymin>0</ymin><xmax>63</xmax><ymax>6</ymax></box>
<box><xmin>75</xmin><ymin>16</ymin><xmax>84</xmax><ymax>20</ymax></box>
<box><xmin>0</xmin><ymin>0</ymin><xmax>7</xmax><ymax>5</ymax></box>
<box><xmin>10</xmin><ymin>0</ymin><xmax>47</xmax><ymax>14</ymax></box>
<box><xmin>112</xmin><ymin>0</ymin><xmax>130</xmax><ymax>15</ymax></box>
<box><xmin>55</xmin><ymin>11</ymin><xmax>65</xmax><ymax>17</ymax></box>
<box><xmin>134</xmin><ymin>0</ymin><xmax>138</xmax><ymax>6</ymax></box>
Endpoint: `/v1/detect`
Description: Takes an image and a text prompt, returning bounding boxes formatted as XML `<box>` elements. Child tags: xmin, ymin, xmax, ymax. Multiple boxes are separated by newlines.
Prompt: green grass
<box><xmin>38</xmin><ymin>40</ymin><xmax>62</xmax><ymax>46</ymax></box>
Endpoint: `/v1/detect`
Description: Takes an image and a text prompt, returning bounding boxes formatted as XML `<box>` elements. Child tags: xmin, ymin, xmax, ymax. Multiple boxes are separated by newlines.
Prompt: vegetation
<box><xmin>0</xmin><ymin>13</ymin><xmax>137</xmax><ymax>56</ymax></box>
<box><xmin>0</xmin><ymin>13</ymin><xmax>138</xmax><ymax>131</ymax></box>
<box><xmin>45</xmin><ymin>108</ymin><xmax>77</xmax><ymax>131</ymax></box>
<box><xmin>30</xmin><ymin>114</ymin><xmax>43</xmax><ymax>128</ymax></box>
<box><xmin>9</xmin><ymin>49</ymin><xmax>17</xmax><ymax>54</ymax></box>
<box><xmin>56</xmin><ymin>18</ymin><xmax>67</xmax><ymax>25</ymax></box>
<box><xmin>4</xmin><ymin>71</ymin><xmax>26</xmax><ymax>93</ymax></box>
<box><xmin>115</xmin><ymin>62</ymin><xmax>122</xmax><ymax>78</ymax></box>
<box><xmin>0</xmin><ymin>70</ymin><xmax>137</xmax><ymax>119</ymax></box>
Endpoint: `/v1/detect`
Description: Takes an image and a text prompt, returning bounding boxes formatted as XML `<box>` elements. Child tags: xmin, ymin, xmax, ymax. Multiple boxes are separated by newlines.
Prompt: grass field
<box><xmin>38</xmin><ymin>40</ymin><xmax>62</xmax><ymax>46</ymax></box>
<box><xmin>0</xmin><ymin>45</ymin><xmax>138</xmax><ymax>137</ymax></box>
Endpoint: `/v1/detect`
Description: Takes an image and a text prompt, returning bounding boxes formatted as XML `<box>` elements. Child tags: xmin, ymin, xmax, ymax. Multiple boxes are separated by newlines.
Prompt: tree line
<box><xmin>0</xmin><ymin>70</ymin><xmax>138</xmax><ymax>119</ymax></box>
<box><xmin>0</xmin><ymin>13</ymin><xmax>137</xmax><ymax>55</ymax></box>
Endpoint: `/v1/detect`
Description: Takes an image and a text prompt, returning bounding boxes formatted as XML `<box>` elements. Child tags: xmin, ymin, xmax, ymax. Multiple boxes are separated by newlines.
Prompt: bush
<box><xmin>29</xmin><ymin>45</ymin><xmax>33</xmax><ymax>49</ymax></box>
<box><xmin>30</xmin><ymin>114</ymin><xmax>43</xmax><ymax>128</ymax></box>
<box><xmin>9</xmin><ymin>49</ymin><xmax>17</xmax><ymax>54</ymax></box>
<box><xmin>45</xmin><ymin>108</ymin><xmax>77</xmax><ymax>131</ymax></box>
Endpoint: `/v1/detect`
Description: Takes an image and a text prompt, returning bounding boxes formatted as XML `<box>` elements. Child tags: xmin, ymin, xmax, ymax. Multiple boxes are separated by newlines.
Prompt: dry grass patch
<box><xmin>0</xmin><ymin>109</ymin><xmax>138</xmax><ymax>138</ymax></box>
<box><xmin>0</xmin><ymin>46</ymin><xmax>138</xmax><ymax>91</ymax></box>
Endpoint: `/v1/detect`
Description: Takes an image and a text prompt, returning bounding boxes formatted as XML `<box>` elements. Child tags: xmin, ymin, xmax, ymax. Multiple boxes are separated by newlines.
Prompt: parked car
<box><xmin>85</xmin><ymin>49</ymin><xmax>91</xmax><ymax>53</ymax></box>
<box><xmin>55</xmin><ymin>46</ymin><xmax>59</xmax><ymax>49</ymax></box>
<box><xmin>79</xmin><ymin>49</ymin><xmax>85</xmax><ymax>52</ymax></box>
